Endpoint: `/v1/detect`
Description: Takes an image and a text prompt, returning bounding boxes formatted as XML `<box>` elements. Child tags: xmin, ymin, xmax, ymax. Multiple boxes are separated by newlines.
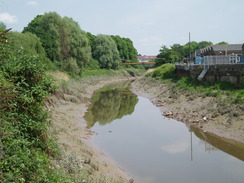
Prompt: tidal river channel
<box><xmin>84</xmin><ymin>82</ymin><xmax>244</xmax><ymax>183</ymax></box>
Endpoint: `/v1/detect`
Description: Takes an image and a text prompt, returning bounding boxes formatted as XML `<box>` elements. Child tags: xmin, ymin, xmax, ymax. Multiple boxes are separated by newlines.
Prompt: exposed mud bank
<box><xmin>46</xmin><ymin>74</ymin><xmax>137</xmax><ymax>182</ymax></box>
<box><xmin>131</xmin><ymin>77</ymin><xmax>244</xmax><ymax>144</ymax></box>
<box><xmin>46</xmin><ymin>73</ymin><xmax>243</xmax><ymax>182</ymax></box>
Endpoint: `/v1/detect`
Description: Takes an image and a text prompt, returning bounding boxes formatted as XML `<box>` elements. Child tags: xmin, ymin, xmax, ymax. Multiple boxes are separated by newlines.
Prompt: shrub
<box><xmin>152</xmin><ymin>63</ymin><xmax>176</xmax><ymax>79</ymax></box>
<box><xmin>63</xmin><ymin>58</ymin><xmax>80</xmax><ymax>75</ymax></box>
<box><xmin>85</xmin><ymin>58</ymin><xmax>100</xmax><ymax>70</ymax></box>
<box><xmin>0</xmin><ymin>51</ymin><xmax>58</xmax><ymax>182</ymax></box>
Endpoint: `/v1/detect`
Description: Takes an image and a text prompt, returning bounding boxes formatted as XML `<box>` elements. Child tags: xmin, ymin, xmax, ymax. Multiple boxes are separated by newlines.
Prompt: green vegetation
<box><xmin>151</xmin><ymin>63</ymin><xmax>176</xmax><ymax>79</ymax></box>
<box><xmin>151</xmin><ymin>65</ymin><xmax>243</xmax><ymax>103</ymax></box>
<box><xmin>150</xmin><ymin>64</ymin><xmax>244</xmax><ymax>106</ymax></box>
<box><xmin>0</xmin><ymin>29</ymin><xmax>60</xmax><ymax>182</ymax></box>
<box><xmin>150</xmin><ymin>64</ymin><xmax>243</xmax><ymax>123</ymax></box>
<box><xmin>93</xmin><ymin>34</ymin><xmax>120</xmax><ymax>69</ymax></box>
<box><xmin>156</xmin><ymin>41</ymin><xmax>213</xmax><ymax>66</ymax></box>
<box><xmin>23</xmin><ymin>12</ymin><xmax>91</xmax><ymax>74</ymax></box>
<box><xmin>1</xmin><ymin>11</ymin><xmax>141</xmax><ymax>182</ymax></box>
<box><xmin>111</xmin><ymin>35</ymin><xmax>138</xmax><ymax>62</ymax></box>
<box><xmin>10</xmin><ymin>32</ymin><xmax>46</xmax><ymax>56</ymax></box>
<box><xmin>22</xmin><ymin>12</ymin><xmax>138</xmax><ymax>74</ymax></box>
<box><xmin>80</xmin><ymin>67</ymin><xmax>145</xmax><ymax>78</ymax></box>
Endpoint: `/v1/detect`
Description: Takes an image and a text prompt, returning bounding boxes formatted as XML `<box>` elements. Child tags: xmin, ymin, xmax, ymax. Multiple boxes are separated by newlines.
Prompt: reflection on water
<box><xmin>190</xmin><ymin>126</ymin><xmax>244</xmax><ymax>161</ymax></box>
<box><xmin>87</xmin><ymin>83</ymin><xmax>244</xmax><ymax>183</ymax></box>
<box><xmin>84</xmin><ymin>82</ymin><xmax>138</xmax><ymax>128</ymax></box>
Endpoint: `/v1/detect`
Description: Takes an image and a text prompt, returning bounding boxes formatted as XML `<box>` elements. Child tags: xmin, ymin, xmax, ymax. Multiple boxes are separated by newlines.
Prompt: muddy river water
<box><xmin>84</xmin><ymin>82</ymin><xmax>244</xmax><ymax>183</ymax></box>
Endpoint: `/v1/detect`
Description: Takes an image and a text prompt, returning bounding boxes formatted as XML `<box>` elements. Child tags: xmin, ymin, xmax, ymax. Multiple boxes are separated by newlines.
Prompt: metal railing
<box><xmin>203</xmin><ymin>55</ymin><xmax>240</xmax><ymax>69</ymax></box>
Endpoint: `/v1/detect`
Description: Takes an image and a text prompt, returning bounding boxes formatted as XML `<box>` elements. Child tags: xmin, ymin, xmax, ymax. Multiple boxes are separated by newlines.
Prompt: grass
<box><xmin>81</xmin><ymin>68</ymin><xmax>146</xmax><ymax>78</ymax></box>
<box><xmin>150</xmin><ymin>65</ymin><xmax>243</xmax><ymax>122</ymax></box>
<box><xmin>170</xmin><ymin>77</ymin><xmax>244</xmax><ymax>104</ymax></box>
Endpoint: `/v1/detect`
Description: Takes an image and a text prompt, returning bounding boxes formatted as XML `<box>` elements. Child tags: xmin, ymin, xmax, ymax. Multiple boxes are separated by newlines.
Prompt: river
<box><xmin>84</xmin><ymin>82</ymin><xmax>244</xmax><ymax>183</ymax></box>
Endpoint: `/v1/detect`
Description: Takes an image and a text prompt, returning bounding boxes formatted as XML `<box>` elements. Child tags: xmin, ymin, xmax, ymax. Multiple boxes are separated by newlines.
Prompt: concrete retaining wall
<box><xmin>176</xmin><ymin>64</ymin><xmax>244</xmax><ymax>88</ymax></box>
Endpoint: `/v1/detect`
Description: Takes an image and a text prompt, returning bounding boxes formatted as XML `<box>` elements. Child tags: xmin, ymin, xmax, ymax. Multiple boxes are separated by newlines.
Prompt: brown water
<box><xmin>85</xmin><ymin>83</ymin><xmax>244</xmax><ymax>183</ymax></box>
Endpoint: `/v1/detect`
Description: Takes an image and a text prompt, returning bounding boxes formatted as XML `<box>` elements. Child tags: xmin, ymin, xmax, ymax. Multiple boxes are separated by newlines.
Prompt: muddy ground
<box><xmin>131</xmin><ymin>77</ymin><xmax>244</xmax><ymax>144</ymax></box>
<box><xmin>47</xmin><ymin>73</ymin><xmax>244</xmax><ymax>182</ymax></box>
<box><xmin>47</xmin><ymin>74</ymin><xmax>135</xmax><ymax>182</ymax></box>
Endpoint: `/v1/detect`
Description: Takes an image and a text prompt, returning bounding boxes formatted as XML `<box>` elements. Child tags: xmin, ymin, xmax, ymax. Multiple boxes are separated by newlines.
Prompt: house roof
<box><xmin>138</xmin><ymin>56</ymin><xmax>157</xmax><ymax>60</ymax></box>
<box><xmin>211</xmin><ymin>44</ymin><xmax>242</xmax><ymax>51</ymax></box>
<box><xmin>201</xmin><ymin>44</ymin><xmax>242</xmax><ymax>53</ymax></box>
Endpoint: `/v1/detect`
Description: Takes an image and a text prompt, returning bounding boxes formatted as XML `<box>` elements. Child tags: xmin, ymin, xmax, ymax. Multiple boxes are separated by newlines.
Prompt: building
<box><xmin>200</xmin><ymin>44</ymin><xmax>243</xmax><ymax>56</ymax></box>
<box><xmin>242</xmin><ymin>44</ymin><xmax>244</xmax><ymax>55</ymax></box>
<box><xmin>137</xmin><ymin>55</ymin><xmax>156</xmax><ymax>62</ymax></box>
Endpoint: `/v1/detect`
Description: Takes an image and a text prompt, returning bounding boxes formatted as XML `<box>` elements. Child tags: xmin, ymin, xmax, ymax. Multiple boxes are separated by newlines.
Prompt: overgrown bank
<box><xmin>131</xmin><ymin>65</ymin><xmax>244</xmax><ymax>143</ymax></box>
<box><xmin>0</xmin><ymin>17</ymin><xmax>143</xmax><ymax>182</ymax></box>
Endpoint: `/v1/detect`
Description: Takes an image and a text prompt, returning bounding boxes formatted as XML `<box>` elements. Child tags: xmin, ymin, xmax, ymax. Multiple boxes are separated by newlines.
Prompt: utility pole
<box><xmin>189</xmin><ymin>32</ymin><xmax>191</xmax><ymax>61</ymax></box>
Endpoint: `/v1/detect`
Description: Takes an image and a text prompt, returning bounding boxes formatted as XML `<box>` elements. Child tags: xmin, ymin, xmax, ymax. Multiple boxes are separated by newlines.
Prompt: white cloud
<box><xmin>27</xmin><ymin>1</ymin><xmax>39</xmax><ymax>6</ymax></box>
<box><xmin>0</xmin><ymin>13</ymin><xmax>17</xmax><ymax>24</ymax></box>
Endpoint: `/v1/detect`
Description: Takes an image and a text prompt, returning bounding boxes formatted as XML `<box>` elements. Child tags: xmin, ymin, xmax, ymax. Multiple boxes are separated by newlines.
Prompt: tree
<box><xmin>156</xmin><ymin>45</ymin><xmax>180</xmax><ymax>65</ymax></box>
<box><xmin>217</xmin><ymin>41</ymin><xmax>228</xmax><ymax>45</ymax></box>
<box><xmin>10</xmin><ymin>32</ymin><xmax>45</xmax><ymax>55</ymax></box>
<box><xmin>0</xmin><ymin>22</ymin><xmax>6</xmax><ymax>30</ymax></box>
<box><xmin>124</xmin><ymin>38</ymin><xmax>138</xmax><ymax>61</ymax></box>
<box><xmin>93</xmin><ymin>35</ymin><xmax>120</xmax><ymax>69</ymax></box>
<box><xmin>23</xmin><ymin>12</ymin><xmax>91</xmax><ymax>73</ymax></box>
<box><xmin>156</xmin><ymin>41</ymin><xmax>215</xmax><ymax>66</ymax></box>
<box><xmin>86</xmin><ymin>32</ymin><xmax>96</xmax><ymax>49</ymax></box>
<box><xmin>23</xmin><ymin>12</ymin><xmax>62</xmax><ymax>61</ymax></box>
<box><xmin>61</xmin><ymin>17</ymin><xmax>91</xmax><ymax>69</ymax></box>
<box><xmin>198</xmin><ymin>41</ymin><xmax>213</xmax><ymax>49</ymax></box>
<box><xmin>111</xmin><ymin>35</ymin><xmax>138</xmax><ymax>62</ymax></box>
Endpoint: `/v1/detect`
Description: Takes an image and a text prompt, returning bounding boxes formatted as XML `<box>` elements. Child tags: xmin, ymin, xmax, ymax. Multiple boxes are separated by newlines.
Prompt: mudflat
<box><xmin>47</xmin><ymin>73</ymin><xmax>243</xmax><ymax>182</ymax></box>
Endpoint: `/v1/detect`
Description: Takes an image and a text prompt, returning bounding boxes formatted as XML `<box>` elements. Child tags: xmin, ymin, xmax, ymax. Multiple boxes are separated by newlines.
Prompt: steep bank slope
<box><xmin>131</xmin><ymin>77</ymin><xmax>244</xmax><ymax>144</ymax></box>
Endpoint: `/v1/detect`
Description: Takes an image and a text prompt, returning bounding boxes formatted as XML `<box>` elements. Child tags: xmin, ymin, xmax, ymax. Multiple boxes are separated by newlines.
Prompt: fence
<box><xmin>203</xmin><ymin>55</ymin><xmax>240</xmax><ymax>69</ymax></box>
<box><xmin>175</xmin><ymin>55</ymin><xmax>242</xmax><ymax>69</ymax></box>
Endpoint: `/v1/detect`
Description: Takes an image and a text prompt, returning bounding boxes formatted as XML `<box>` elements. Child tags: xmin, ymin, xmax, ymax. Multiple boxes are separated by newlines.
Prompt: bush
<box><xmin>152</xmin><ymin>63</ymin><xmax>176</xmax><ymax>79</ymax></box>
<box><xmin>63</xmin><ymin>58</ymin><xmax>80</xmax><ymax>75</ymax></box>
<box><xmin>85</xmin><ymin>58</ymin><xmax>100</xmax><ymax>70</ymax></box>
<box><xmin>0</xmin><ymin>52</ymin><xmax>58</xmax><ymax>182</ymax></box>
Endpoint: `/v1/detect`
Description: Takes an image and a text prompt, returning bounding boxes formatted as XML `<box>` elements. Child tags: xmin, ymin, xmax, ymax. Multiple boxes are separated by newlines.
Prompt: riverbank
<box><xmin>46</xmin><ymin>72</ymin><xmax>137</xmax><ymax>183</ymax></box>
<box><xmin>46</xmin><ymin>71</ymin><xmax>243</xmax><ymax>182</ymax></box>
<box><xmin>131</xmin><ymin>77</ymin><xmax>244</xmax><ymax>144</ymax></box>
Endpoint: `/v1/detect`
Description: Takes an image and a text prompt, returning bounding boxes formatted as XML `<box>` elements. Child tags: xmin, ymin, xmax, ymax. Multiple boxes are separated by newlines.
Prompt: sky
<box><xmin>0</xmin><ymin>0</ymin><xmax>244</xmax><ymax>55</ymax></box>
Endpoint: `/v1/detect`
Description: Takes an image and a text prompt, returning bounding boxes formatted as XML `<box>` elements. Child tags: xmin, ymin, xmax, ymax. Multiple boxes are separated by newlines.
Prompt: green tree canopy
<box><xmin>86</xmin><ymin>32</ymin><xmax>96</xmax><ymax>49</ymax></box>
<box><xmin>23</xmin><ymin>12</ymin><xmax>62</xmax><ymax>61</ymax></box>
<box><xmin>217</xmin><ymin>41</ymin><xmax>228</xmax><ymax>45</ymax></box>
<box><xmin>23</xmin><ymin>12</ymin><xmax>91</xmax><ymax>72</ymax></box>
<box><xmin>10</xmin><ymin>32</ymin><xmax>45</xmax><ymax>55</ymax></box>
<box><xmin>198</xmin><ymin>41</ymin><xmax>213</xmax><ymax>49</ymax></box>
<box><xmin>111</xmin><ymin>35</ymin><xmax>138</xmax><ymax>62</ymax></box>
<box><xmin>93</xmin><ymin>34</ymin><xmax>120</xmax><ymax>69</ymax></box>
<box><xmin>0</xmin><ymin>22</ymin><xmax>6</xmax><ymax>30</ymax></box>
<box><xmin>61</xmin><ymin>17</ymin><xmax>91</xmax><ymax>69</ymax></box>
<box><xmin>156</xmin><ymin>41</ymin><xmax>216</xmax><ymax>66</ymax></box>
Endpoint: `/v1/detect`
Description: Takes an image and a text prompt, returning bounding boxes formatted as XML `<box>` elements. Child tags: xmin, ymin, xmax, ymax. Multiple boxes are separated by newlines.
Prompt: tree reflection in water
<box><xmin>85</xmin><ymin>82</ymin><xmax>138</xmax><ymax>128</ymax></box>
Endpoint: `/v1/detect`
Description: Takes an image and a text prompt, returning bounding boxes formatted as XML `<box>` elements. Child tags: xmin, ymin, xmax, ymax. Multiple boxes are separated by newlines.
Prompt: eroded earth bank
<box><xmin>131</xmin><ymin>77</ymin><xmax>244</xmax><ymax>144</ymax></box>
